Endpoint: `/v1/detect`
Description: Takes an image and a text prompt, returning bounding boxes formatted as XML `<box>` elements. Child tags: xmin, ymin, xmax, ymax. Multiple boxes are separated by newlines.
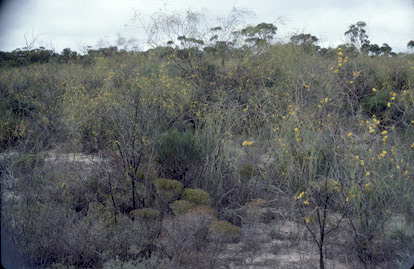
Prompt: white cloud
<box><xmin>0</xmin><ymin>0</ymin><xmax>412</xmax><ymax>52</ymax></box>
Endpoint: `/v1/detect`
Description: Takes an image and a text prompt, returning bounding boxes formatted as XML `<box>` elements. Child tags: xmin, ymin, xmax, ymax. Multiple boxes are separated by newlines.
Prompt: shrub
<box><xmin>154</xmin><ymin>178</ymin><xmax>183</xmax><ymax>203</ymax></box>
<box><xmin>130</xmin><ymin>208</ymin><xmax>161</xmax><ymax>221</ymax></box>
<box><xmin>209</xmin><ymin>220</ymin><xmax>242</xmax><ymax>243</ymax></box>
<box><xmin>182</xmin><ymin>188</ymin><xmax>210</xmax><ymax>206</ymax></box>
<box><xmin>361</xmin><ymin>89</ymin><xmax>390</xmax><ymax>116</ymax></box>
<box><xmin>169</xmin><ymin>200</ymin><xmax>195</xmax><ymax>215</ymax></box>
<box><xmin>186</xmin><ymin>205</ymin><xmax>217</xmax><ymax>217</ymax></box>
<box><xmin>161</xmin><ymin>207</ymin><xmax>217</xmax><ymax>267</ymax></box>
<box><xmin>156</xmin><ymin>129</ymin><xmax>201</xmax><ymax>185</ymax></box>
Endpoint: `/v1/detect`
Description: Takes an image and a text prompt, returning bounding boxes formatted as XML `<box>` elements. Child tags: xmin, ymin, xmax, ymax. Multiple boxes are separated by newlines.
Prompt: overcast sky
<box><xmin>0</xmin><ymin>0</ymin><xmax>413</xmax><ymax>53</ymax></box>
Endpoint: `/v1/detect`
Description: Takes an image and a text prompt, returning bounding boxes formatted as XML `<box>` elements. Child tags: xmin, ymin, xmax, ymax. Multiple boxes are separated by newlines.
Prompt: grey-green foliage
<box><xmin>388</xmin><ymin>223</ymin><xmax>414</xmax><ymax>268</ymax></box>
<box><xmin>344</xmin><ymin>21</ymin><xmax>370</xmax><ymax>51</ymax></box>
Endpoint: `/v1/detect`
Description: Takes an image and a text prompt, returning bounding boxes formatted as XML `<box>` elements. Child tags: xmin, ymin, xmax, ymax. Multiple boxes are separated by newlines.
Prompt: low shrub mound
<box><xmin>209</xmin><ymin>220</ymin><xmax>242</xmax><ymax>243</ymax></box>
<box><xmin>182</xmin><ymin>188</ymin><xmax>211</xmax><ymax>206</ymax></box>
<box><xmin>130</xmin><ymin>208</ymin><xmax>161</xmax><ymax>221</ymax></box>
<box><xmin>154</xmin><ymin>178</ymin><xmax>183</xmax><ymax>203</ymax></box>
<box><xmin>169</xmin><ymin>200</ymin><xmax>196</xmax><ymax>215</ymax></box>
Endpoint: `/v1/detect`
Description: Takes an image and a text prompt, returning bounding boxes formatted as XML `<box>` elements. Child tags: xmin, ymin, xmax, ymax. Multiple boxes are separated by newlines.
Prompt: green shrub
<box><xmin>169</xmin><ymin>200</ymin><xmax>195</xmax><ymax>215</ymax></box>
<box><xmin>182</xmin><ymin>188</ymin><xmax>210</xmax><ymax>206</ymax></box>
<box><xmin>361</xmin><ymin>89</ymin><xmax>390</xmax><ymax>115</ymax></box>
<box><xmin>130</xmin><ymin>208</ymin><xmax>161</xmax><ymax>221</ymax></box>
<box><xmin>154</xmin><ymin>178</ymin><xmax>183</xmax><ymax>202</ymax></box>
<box><xmin>157</xmin><ymin>129</ymin><xmax>201</xmax><ymax>184</ymax></box>
<box><xmin>209</xmin><ymin>220</ymin><xmax>242</xmax><ymax>243</ymax></box>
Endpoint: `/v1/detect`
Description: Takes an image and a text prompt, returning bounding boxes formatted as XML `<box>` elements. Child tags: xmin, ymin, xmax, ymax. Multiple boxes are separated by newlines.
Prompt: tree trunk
<box><xmin>319</xmin><ymin>245</ymin><xmax>324</xmax><ymax>269</ymax></box>
<box><xmin>131</xmin><ymin>175</ymin><xmax>136</xmax><ymax>210</ymax></box>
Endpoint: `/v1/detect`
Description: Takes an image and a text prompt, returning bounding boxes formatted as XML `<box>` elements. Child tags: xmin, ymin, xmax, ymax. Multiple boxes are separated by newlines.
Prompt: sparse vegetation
<box><xmin>1</xmin><ymin>9</ymin><xmax>414</xmax><ymax>268</ymax></box>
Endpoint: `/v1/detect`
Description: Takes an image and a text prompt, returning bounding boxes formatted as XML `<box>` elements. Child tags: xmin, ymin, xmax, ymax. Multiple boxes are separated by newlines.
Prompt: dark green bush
<box><xmin>157</xmin><ymin>129</ymin><xmax>201</xmax><ymax>185</ymax></box>
<box><xmin>361</xmin><ymin>89</ymin><xmax>390</xmax><ymax>116</ymax></box>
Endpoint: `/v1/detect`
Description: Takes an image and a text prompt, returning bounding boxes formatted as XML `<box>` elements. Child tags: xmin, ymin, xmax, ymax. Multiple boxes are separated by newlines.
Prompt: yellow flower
<box><xmin>346</xmin><ymin>197</ymin><xmax>350</xmax><ymax>202</ymax></box>
<box><xmin>355</xmin><ymin>156</ymin><xmax>360</xmax><ymax>160</ymax></box>
<box><xmin>304</xmin><ymin>200</ymin><xmax>309</xmax><ymax>205</ymax></box>
<box><xmin>396</xmin><ymin>165</ymin><xmax>401</xmax><ymax>170</ymax></box>
<box><xmin>360</xmin><ymin>160</ymin><xmax>365</xmax><ymax>166</ymax></box>
<box><xmin>387</xmin><ymin>102</ymin><xmax>391</xmax><ymax>108</ymax></box>
<box><xmin>296</xmin><ymin>191</ymin><xmax>305</xmax><ymax>200</ymax></box>
<box><xmin>305</xmin><ymin>217</ymin><xmax>311</xmax><ymax>223</ymax></box>
<box><xmin>347</xmin><ymin>132</ymin><xmax>353</xmax><ymax>137</ymax></box>
<box><xmin>324</xmin><ymin>97</ymin><xmax>329</xmax><ymax>103</ymax></box>
<box><xmin>372</xmin><ymin>88</ymin><xmax>377</xmax><ymax>92</ymax></box>
<box><xmin>294</xmin><ymin>127</ymin><xmax>299</xmax><ymax>133</ymax></box>
<box><xmin>365</xmin><ymin>171</ymin><xmax>371</xmax><ymax>176</ymax></box>
<box><xmin>381</xmin><ymin>130</ymin><xmax>388</xmax><ymax>135</ymax></box>
<box><xmin>403</xmin><ymin>170</ymin><xmax>408</xmax><ymax>175</ymax></box>
<box><xmin>242</xmin><ymin>141</ymin><xmax>253</xmax><ymax>146</ymax></box>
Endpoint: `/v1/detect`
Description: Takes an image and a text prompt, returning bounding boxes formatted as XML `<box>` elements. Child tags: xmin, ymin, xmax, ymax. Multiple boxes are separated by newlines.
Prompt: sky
<box><xmin>0</xmin><ymin>0</ymin><xmax>413</xmax><ymax>53</ymax></box>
